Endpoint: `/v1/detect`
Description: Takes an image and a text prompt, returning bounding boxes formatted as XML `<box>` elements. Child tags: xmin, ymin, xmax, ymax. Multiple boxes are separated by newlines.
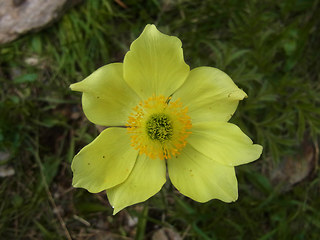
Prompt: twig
<box><xmin>181</xmin><ymin>224</ymin><xmax>191</xmax><ymax>239</ymax></box>
<box><xmin>114</xmin><ymin>0</ymin><xmax>127</xmax><ymax>8</ymax></box>
<box><xmin>33</xmin><ymin>139</ymin><xmax>72</xmax><ymax>240</ymax></box>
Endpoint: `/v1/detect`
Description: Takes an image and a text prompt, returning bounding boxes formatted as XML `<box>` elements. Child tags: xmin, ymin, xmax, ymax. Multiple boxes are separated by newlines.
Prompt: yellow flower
<box><xmin>70</xmin><ymin>24</ymin><xmax>263</xmax><ymax>215</ymax></box>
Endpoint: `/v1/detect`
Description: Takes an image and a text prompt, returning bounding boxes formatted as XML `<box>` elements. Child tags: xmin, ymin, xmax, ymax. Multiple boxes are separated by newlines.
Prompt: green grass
<box><xmin>0</xmin><ymin>0</ymin><xmax>320</xmax><ymax>239</ymax></box>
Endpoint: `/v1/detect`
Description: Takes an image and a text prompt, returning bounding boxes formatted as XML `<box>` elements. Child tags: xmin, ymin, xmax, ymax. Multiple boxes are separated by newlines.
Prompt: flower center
<box><xmin>146</xmin><ymin>113</ymin><xmax>173</xmax><ymax>142</ymax></box>
<box><xmin>126</xmin><ymin>95</ymin><xmax>192</xmax><ymax>159</ymax></box>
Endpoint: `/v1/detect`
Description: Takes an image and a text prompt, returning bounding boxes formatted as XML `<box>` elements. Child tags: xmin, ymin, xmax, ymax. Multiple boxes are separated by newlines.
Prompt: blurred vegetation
<box><xmin>0</xmin><ymin>0</ymin><xmax>320</xmax><ymax>239</ymax></box>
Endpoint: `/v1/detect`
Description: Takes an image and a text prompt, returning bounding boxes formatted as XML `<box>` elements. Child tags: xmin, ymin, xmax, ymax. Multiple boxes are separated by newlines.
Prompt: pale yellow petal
<box><xmin>107</xmin><ymin>154</ymin><xmax>166</xmax><ymax>214</ymax></box>
<box><xmin>172</xmin><ymin>67</ymin><xmax>247</xmax><ymax>123</ymax></box>
<box><xmin>188</xmin><ymin>122</ymin><xmax>263</xmax><ymax>166</ymax></box>
<box><xmin>123</xmin><ymin>24</ymin><xmax>190</xmax><ymax>99</ymax></box>
<box><xmin>72</xmin><ymin>128</ymin><xmax>138</xmax><ymax>193</ymax></box>
<box><xmin>70</xmin><ymin>63</ymin><xmax>140</xmax><ymax>126</ymax></box>
<box><xmin>168</xmin><ymin>144</ymin><xmax>238</xmax><ymax>203</ymax></box>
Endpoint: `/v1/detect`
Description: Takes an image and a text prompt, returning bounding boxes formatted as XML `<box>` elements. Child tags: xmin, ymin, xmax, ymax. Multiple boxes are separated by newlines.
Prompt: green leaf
<box><xmin>13</xmin><ymin>73</ymin><xmax>38</xmax><ymax>84</ymax></box>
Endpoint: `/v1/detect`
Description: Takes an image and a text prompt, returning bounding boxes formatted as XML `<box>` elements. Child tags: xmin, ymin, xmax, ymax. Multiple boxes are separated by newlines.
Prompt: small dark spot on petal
<box><xmin>102</xmin><ymin>155</ymin><xmax>105</xmax><ymax>158</ymax></box>
<box><xmin>88</xmin><ymin>163</ymin><xmax>90</xmax><ymax>165</ymax></box>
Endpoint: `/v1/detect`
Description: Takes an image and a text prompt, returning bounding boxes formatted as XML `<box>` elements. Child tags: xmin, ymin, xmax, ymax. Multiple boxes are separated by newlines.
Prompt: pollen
<box><xmin>126</xmin><ymin>95</ymin><xmax>192</xmax><ymax>159</ymax></box>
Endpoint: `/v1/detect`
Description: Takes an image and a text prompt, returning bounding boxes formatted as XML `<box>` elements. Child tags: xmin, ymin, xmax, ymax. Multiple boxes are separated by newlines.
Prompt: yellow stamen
<box><xmin>126</xmin><ymin>95</ymin><xmax>192</xmax><ymax>159</ymax></box>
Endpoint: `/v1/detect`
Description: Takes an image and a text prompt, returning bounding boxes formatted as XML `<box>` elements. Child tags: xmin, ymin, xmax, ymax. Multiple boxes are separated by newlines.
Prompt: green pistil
<box><xmin>146</xmin><ymin>113</ymin><xmax>173</xmax><ymax>142</ymax></box>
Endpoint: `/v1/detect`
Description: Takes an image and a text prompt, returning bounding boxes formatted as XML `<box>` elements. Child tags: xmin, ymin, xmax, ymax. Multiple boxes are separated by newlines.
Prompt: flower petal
<box><xmin>72</xmin><ymin>128</ymin><xmax>138</xmax><ymax>193</ymax></box>
<box><xmin>123</xmin><ymin>24</ymin><xmax>190</xmax><ymax>99</ymax></box>
<box><xmin>168</xmin><ymin>144</ymin><xmax>238</xmax><ymax>203</ymax></box>
<box><xmin>107</xmin><ymin>154</ymin><xmax>166</xmax><ymax>214</ymax></box>
<box><xmin>70</xmin><ymin>63</ymin><xmax>140</xmax><ymax>126</ymax></box>
<box><xmin>188</xmin><ymin>122</ymin><xmax>263</xmax><ymax>166</ymax></box>
<box><xmin>172</xmin><ymin>67</ymin><xmax>247</xmax><ymax>123</ymax></box>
